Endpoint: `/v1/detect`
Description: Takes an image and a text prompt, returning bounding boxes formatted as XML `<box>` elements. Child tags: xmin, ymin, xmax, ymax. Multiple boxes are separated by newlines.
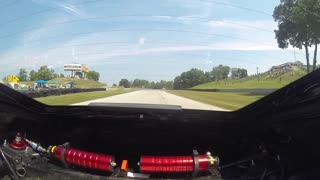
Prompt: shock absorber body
<box><xmin>50</xmin><ymin>145</ymin><xmax>115</xmax><ymax>172</ymax></box>
<box><xmin>139</xmin><ymin>151</ymin><xmax>219</xmax><ymax>174</ymax></box>
<box><xmin>25</xmin><ymin>137</ymin><xmax>218</xmax><ymax>176</ymax></box>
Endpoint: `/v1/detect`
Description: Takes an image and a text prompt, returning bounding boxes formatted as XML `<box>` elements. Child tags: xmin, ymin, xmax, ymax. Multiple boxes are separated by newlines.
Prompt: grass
<box><xmin>21</xmin><ymin>78</ymin><xmax>106</xmax><ymax>89</ymax></box>
<box><xmin>52</xmin><ymin>78</ymin><xmax>106</xmax><ymax>88</ymax></box>
<box><xmin>35</xmin><ymin>89</ymin><xmax>134</xmax><ymax>105</ymax></box>
<box><xmin>167</xmin><ymin>90</ymin><xmax>264</xmax><ymax>111</ymax></box>
<box><xmin>193</xmin><ymin>68</ymin><xmax>306</xmax><ymax>89</ymax></box>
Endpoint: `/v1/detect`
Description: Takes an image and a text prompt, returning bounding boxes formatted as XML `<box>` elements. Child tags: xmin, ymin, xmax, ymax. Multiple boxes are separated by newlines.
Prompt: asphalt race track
<box><xmin>73</xmin><ymin>90</ymin><xmax>228</xmax><ymax>111</ymax></box>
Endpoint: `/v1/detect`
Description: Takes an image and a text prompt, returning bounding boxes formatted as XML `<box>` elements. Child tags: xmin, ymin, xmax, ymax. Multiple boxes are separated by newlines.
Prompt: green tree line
<box><xmin>173</xmin><ymin>65</ymin><xmax>248</xmax><ymax>89</ymax></box>
<box><xmin>87</xmin><ymin>71</ymin><xmax>100</xmax><ymax>81</ymax></box>
<box><xmin>118</xmin><ymin>79</ymin><xmax>174</xmax><ymax>89</ymax></box>
<box><xmin>117</xmin><ymin>65</ymin><xmax>247</xmax><ymax>90</ymax></box>
<box><xmin>28</xmin><ymin>66</ymin><xmax>58</xmax><ymax>81</ymax></box>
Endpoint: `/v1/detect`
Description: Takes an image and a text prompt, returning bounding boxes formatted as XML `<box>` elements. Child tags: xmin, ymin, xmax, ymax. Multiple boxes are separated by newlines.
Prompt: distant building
<box><xmin>64</xmin><ymin>63</ymin><xmax>89</xmax><ymax>78</ymax></box>
<box><xmin>270</xmin><ymin>61</ymin><xmax>303</xmax><ymax>73</ymax></box>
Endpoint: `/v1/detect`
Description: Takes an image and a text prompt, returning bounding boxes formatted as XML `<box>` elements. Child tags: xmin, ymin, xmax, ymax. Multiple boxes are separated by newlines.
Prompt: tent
<box><xmin>66</xmin><ymin>82</ymin><xmax>76</xmax><ymax>88</ymax></box>
<box><xmin>36</xmin><ymin>80</ymin><xmax>48</xmax><ymax>84</ymax></box>
<box><xmin>48</xmin><ymin>80</ymin><xmax>59</xmax><ymax>88</ymax></box>
<box><xmin>35</xmin><ymin>80</ymin><xmax>48</xmax><ymax>88</ymax></box>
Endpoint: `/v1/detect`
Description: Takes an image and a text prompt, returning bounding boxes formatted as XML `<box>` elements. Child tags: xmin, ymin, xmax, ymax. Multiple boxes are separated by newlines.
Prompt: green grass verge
<box><xmin>167</xmin><ymin>90</ymin><xmax>264</xmax><ymax>111</ymax></box>
<box><xmin>52</xmin><ymin>78</ymin><xmax>106</xmax><ymax>88</ymax></box>
<box><xmin>193</xmin><ymin>68</ymin><xmax>306</xmax><ymax>89</ymax></box>
<box><xmin>35</xmin><ymin>89</ymin><xmax>134</xmax><ymax>105</ymax></box>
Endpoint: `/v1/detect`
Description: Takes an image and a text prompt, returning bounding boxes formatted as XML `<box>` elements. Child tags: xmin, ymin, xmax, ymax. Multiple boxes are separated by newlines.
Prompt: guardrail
<box><xmin>186</xmin><ymin>88</ymin><xmax>278</xmax><ymax>95</ymax></box>
<box><xmin>20</xmin><ymin>88</ymin><xmax>106</xmax><ymax>98</ymax></box>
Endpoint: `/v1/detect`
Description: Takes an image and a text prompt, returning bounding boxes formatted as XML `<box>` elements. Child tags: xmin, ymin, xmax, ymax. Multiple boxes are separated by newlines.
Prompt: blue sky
<box><xmin>0</xmin><ymin>0</ymin><xmax>315</xmax><ymax>84</ymax></box>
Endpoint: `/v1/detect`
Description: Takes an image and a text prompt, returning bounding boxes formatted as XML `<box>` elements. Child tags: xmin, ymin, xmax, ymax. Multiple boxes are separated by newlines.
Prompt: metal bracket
<box><xmin>60</xmin><ymin>142</ymin><xmax>70</xmax><ymax>169</ymax></box>
<box><xmin>192</xmin><ymin>150</ymin><xmax>199</xmax><ymax>177</ymax></box>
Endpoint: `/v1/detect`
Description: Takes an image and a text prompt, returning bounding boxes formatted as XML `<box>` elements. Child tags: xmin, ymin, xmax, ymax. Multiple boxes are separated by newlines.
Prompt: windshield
<box><xmin>0</xmin><ymin>0</ymin><xmax>316</xmax><ymax>111</ymax></box>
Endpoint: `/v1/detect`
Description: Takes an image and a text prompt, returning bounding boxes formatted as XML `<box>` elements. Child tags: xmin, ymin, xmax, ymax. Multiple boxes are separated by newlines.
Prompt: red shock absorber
<box><xmin>139</xmin><ymin>150</ymin><xmax>219</xmax><ymax>174</ymax></box>
<box><xmin>51</xmin><ymin>145</ymin><xmax>115</xmax><ymax>172</ymax></box>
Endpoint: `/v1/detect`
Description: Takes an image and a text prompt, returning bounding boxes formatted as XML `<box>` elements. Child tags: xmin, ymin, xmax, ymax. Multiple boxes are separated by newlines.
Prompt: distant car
<box><xmin>65</xmin><ymin>82</ymin><xmax>76</xmax><ymax>88</ymax></box>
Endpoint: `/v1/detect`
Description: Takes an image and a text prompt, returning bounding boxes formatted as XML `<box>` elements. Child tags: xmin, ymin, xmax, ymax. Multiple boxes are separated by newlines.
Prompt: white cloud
<box><xmin>139</xmin><ymin>38</ymin><xmax>145</xmax><ymax>45</ymax></box>
<box><xmin>55</xmin><ymin>2</ymin><xmax>81</xmax><ymax>16</ymax></box>
<box><xmin>207</xmin><ymin>21</ymin><xmax>229</xmax><ymax>28</ymax></box>
<box><xmin>207</xmin><ymin>19</ymin><xmax>276</xmax><ymax>32</ymax></box>
<box><xmin>0</xmin><ymin>34</ymin><xmax>293</xmax><ymax>70</ymax></box>
<box><xmin>148</xmin><ymin>15</ymin><xmax>276</xmax><ymax>33</ymax></box>
<box><xmin>21</xmin><ymin>24</ymin><xmax>52</xmax><ymax>43</ymax></box>
<box><xmin>137</xmin><ymin>44</ymin><xmax>277</xmax><ymax>53</ymax></box>
<box><xmin>151</xmin><ymin>15</ymin><xmax>173</xmax><ymax>20</ymax></box>
<box><xmin>205</xmin><ymin>60</ymin><xmax>213</xmax><ymax>65</ymax></box>
<box><xmin>31</xmin><ymin>0</ymin><xmax>87</xmax><ymax>18</ymax></box>
<box><xmin>176</xmin><ymin>15</ymin><xmax>206</xmax><ymax>24</ymax></box>
<box><xmin>68</xmin><ymin>42</ymin><xmax>293</xmax><ymax>61</ymax></box>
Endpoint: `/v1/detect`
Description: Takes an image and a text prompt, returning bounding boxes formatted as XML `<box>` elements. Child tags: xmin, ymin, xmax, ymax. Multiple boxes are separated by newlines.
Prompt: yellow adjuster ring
<box><xmin>51</xmin><ymin>145</ymin><xmax>57</xmax><ymax>153</ymax></box>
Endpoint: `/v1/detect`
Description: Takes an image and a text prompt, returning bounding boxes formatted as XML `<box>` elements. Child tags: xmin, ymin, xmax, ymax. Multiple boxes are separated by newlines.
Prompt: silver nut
<box><xmin>110</xmin><ymin>161</ymin><xmax>117</xmax><ymax>167</ymax></box>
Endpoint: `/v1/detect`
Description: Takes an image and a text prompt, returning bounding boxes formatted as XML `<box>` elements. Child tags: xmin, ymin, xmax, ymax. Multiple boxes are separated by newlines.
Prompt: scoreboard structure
<box><xmin>64</xmin><ymin>63</ymin><xmax>89</xmax><ymax>78</ymax></box>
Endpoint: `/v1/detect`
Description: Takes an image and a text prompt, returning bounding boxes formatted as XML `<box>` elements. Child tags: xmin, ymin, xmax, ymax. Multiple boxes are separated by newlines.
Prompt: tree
<box><xmin>273</xmin><ymin>0</ymin><xmax>320</xmax><ymax>73</ymax></box>
<box><xmin>204</xmin><ymin>71</ymin><xmax>212</xmax><ymax>82</ymax></box>
<box><xmin>17</xmin><ymin>68</ymin><xmax>28</xmax><ymax>81</ymax></box>
<box><xmin>131</xmin><ymin>80</ymin><xmax>173</xmax><ymax>89</ymax></box>
<box><xmin>36</xmin><ymin>65</ymin><xmax>54</xmax><ymax>80</ymax></box>
<box><xmin>231</xmin><ymin>68</ymin><xmax>248</xmax><ymax>78</ymax></box>
<box><xmin>239</xmin><ymin>68</ymin><xmax>248</xmax><ymax>78</ymax></box>
<box><xmin>59</xmin><ymin>73</ymin><xmax>65</xmax><ymax>78</ymax></box>
<box><xmin>132</xmin><ymin>79</ymin><xmax>140</xmax><ymax>87</ymax></box>
<box><xmin>211</xmin><ymin>65</ymin><xmax>230</xmax><ymax>81</ymax></box>
<box><xmin>231</xmin><ymin>68</ymin><xmax>240</xmax><ymax>78</ymax></box>
<box><xmin>173</xmin><ymin>68</ymin><xmax>206</xmax><ymax>89</ymax></box>
<box><xmin>87</xmin><ymin>71</ymin><xmax>100</xmax><ymax>81</ymax></box>
<box><xmin>112</xmin><ymin>83</ymin><xmax>117</xmax><ymax>87</ymax></box>
<box><xmin>132</xmin><ymin>79</ymin><xmax>150</xmax><ymax>88</ymax></box>
<box><xmin>152</xmin><ymin>80</ymin><xmax>172</xmax><ymax>89</ymax></box>
<box><xmin>183</xmin><ymin>68</ymin><xmax>206</xmax><ymax>88</ymax></box>
<box><xmin>153</xmin><ymin>82</ymin><xmax>162</xmax><ymax>89</ymax></box>
<box><xmin>29</xmin><ymin>70</ymin><xmax>37</xmax><ymax>81</ymax></box>
<box><xmin>149</xmin><ymin>81</ymin><xmax>156</xmax><ymax>89</ymax></box>
<box><xmin>119</xmin><ymin>79</ymin><xmax>131</xmax><ymax>88</ymax></box>
<box><xmin>165</xmin><ymin>81</ymin><xmax>174</xmax><ymax>89</ymax></box>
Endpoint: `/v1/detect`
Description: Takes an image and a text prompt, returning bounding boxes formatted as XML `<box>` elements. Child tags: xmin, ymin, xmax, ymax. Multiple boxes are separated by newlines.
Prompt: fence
<box><xmin>20</xmin><ymin>88</ymin><xmax>106</xmax><ymax>98</ymax></box>
<box><xmin>186</xmin><ymin>88</ymin><xmax>277</xmax><ymax>95</ymax></box>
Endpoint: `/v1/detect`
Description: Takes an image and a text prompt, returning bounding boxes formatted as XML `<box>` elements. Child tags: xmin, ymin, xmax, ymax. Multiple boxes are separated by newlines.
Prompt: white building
<box><xmin>64</xmin><ymin>63</ymin><xmax>89</xmax><ymax>78</ymax></box>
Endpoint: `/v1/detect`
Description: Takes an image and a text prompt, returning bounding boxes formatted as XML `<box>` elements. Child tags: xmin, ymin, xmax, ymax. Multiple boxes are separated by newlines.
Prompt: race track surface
<box><xmin>73</xmin><ymin>90</ymin><xmax>228</xmax><ymax>111</ymax></box>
